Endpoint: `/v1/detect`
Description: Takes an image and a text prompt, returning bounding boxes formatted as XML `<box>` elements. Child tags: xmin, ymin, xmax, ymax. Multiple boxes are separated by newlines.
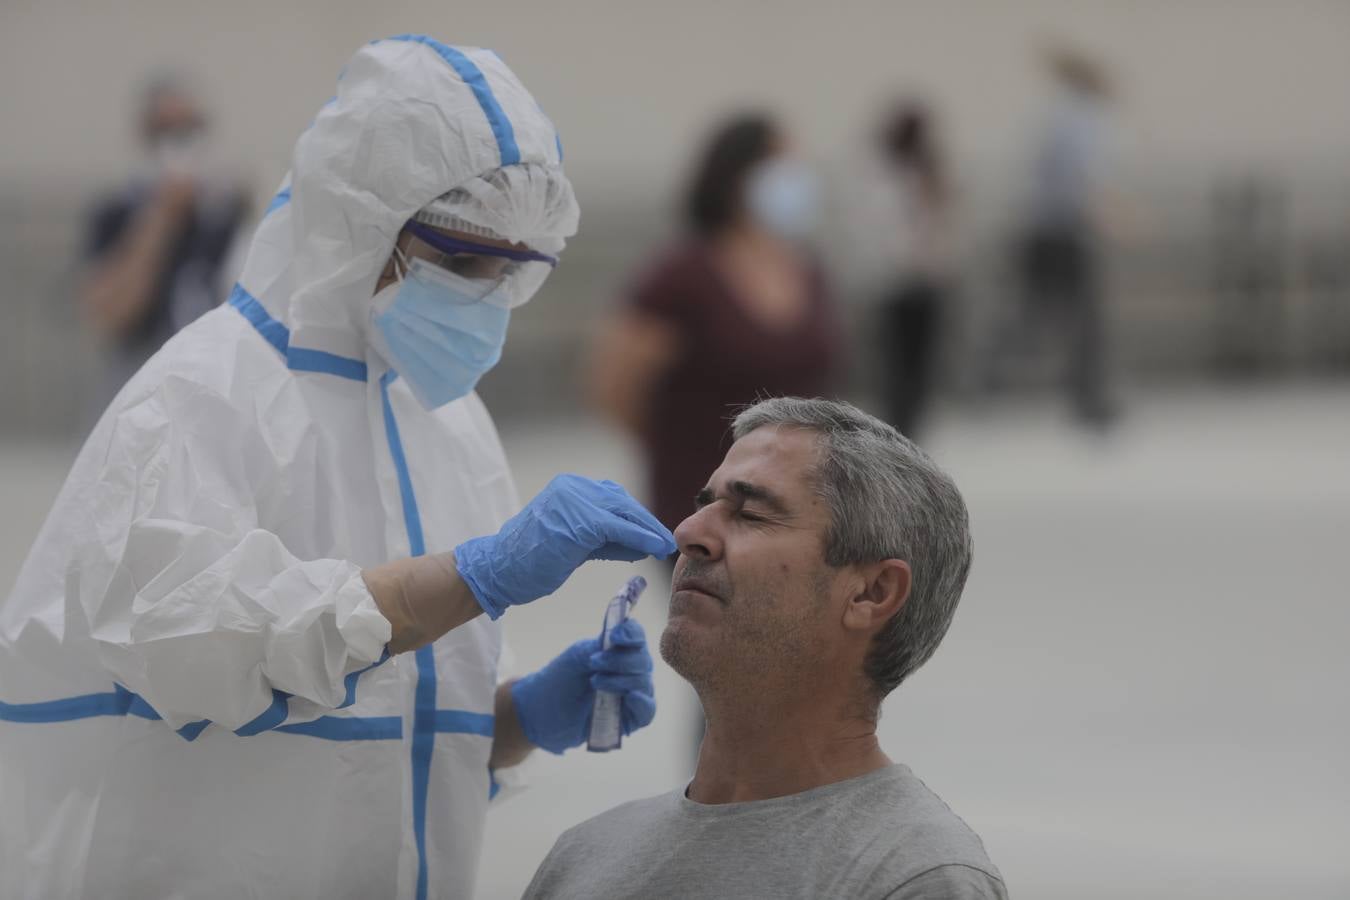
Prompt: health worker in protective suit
<box><xmin>0</xmin><ymin>35</ymin><xmax>674</xmax><ymax>900</ymax></box>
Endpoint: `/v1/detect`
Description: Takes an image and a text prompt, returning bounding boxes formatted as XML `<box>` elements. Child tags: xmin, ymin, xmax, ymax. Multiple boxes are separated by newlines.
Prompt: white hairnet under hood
<box><xmin>236</xmin><ymin>35</ymin><xmax>579</xmax><ymax>365</ymax></box>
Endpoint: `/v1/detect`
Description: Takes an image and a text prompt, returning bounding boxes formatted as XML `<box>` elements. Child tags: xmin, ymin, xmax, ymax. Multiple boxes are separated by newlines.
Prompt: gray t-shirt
<box><xmin>523</xmin><ymin>764</ymin><xmax>1007</xmax><ymax>899</ymax></box>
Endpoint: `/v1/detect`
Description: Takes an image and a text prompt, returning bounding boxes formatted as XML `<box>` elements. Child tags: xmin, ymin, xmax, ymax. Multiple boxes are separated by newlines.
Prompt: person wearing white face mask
<box><xmin>0</xmin><ymin>35</ymin><xmax>673</xmax><ymax>900</ymax></box>
<box><xmin>587</xmin><ymin>112</ymin><xmax>841</xmax><ymax>540</ymax></box>
<box><xmin>79</xmin><ymin>72</ymin><xmax>252</xmax><ymax>414</ymax></box>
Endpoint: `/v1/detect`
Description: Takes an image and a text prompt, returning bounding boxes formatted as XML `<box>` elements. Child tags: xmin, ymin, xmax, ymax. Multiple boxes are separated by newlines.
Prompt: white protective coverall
<box><xmin>0</xmin><ymin>36</ymin><xmax>578</xmax><ymax>900</ymax></box>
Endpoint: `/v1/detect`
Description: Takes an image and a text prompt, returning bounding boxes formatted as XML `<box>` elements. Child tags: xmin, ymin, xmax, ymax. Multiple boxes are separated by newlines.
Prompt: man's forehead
<box><xmin>710</xmin><ymin>426</ymin><xmax>822</xmax><ymax>499</ymax></box>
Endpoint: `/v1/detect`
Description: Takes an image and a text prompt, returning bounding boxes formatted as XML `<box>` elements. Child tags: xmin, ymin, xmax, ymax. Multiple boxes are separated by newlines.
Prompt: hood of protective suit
<box><xmin>239</xmin><ymin>35</ymin><xmax>579</xmax><ymax>365</ymax></box>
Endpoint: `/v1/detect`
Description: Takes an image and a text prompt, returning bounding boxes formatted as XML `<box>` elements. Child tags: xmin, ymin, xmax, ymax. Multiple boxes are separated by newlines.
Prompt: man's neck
<box><xmin>686</xmin><ymin>687</ymin><xmax>892</xmax><ymax>805</ymax></box>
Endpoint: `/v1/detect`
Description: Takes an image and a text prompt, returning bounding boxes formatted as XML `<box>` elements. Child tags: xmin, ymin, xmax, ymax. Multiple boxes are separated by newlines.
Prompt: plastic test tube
<box><xmin>587</xmin><ymin>575</ymin><xmax>647</xmax><ymax>752</ymax></box>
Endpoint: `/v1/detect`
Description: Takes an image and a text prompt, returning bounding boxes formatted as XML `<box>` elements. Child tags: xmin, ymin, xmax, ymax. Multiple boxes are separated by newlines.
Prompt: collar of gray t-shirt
<box><xmin>523</xmin><ymin>763</ymin><xmax>1006</xmax><ymax>900</ymax></box>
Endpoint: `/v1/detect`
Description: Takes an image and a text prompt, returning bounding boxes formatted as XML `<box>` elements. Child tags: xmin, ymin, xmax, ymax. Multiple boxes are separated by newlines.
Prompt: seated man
<box><xmin>524</xmin><ymin>397</ymin><xmax>1007</xmax><ymax>899</ymax></box>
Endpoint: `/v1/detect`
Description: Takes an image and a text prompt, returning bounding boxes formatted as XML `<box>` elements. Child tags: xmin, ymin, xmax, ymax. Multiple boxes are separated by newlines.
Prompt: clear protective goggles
<box><xmin>399</xmin><ymin>220</ymin><xmax>558</xmax><ymax>310</ymax></box>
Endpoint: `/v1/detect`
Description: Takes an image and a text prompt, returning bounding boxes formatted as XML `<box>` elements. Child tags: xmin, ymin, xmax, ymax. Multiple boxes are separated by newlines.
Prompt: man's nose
<box><xmin>673</xmin><ymin>505</ymin><xmax>723</xmax><ymax>562</ymax></box>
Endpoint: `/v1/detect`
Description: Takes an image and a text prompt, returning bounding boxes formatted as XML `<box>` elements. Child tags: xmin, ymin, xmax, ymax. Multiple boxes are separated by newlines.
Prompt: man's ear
<box><xmin>841</xmin><ymin>559</ymin><xmax>911</xmax><ymax>634</ymax></box>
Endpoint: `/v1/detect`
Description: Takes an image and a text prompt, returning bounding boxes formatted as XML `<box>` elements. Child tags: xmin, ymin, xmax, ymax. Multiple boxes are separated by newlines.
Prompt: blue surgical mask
<box><xmin>746</xmin><ymin>157</ymin><xmax>820</xmax><ymax>240</ymax></box>
<box><xmin>371</xmin><ymin>256</ymin><xmax>511</xmax><ymax>410</ymax></box>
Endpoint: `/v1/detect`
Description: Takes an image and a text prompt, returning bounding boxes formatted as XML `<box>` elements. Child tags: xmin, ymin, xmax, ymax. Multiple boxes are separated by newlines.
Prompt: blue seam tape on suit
<box><xmin>0</xmin><ymin>691</ymin><xmax>496</xmax><ymax>742</ymax></box>
<box><xmin>234</xmin><ymin>690</ymin><xmax>290</xmax><ymax>737</ymax></box>
<box><xmin>229</xmin><ymin>285</ymin><xmax>289</xmax><ymax>357</ymax></box>
<box><xmin>228</xmin><ymin>283</ymin><xmax>368</xmax><ymax>383</ymax></box>
<box><xmin>342</xmin><ymin>649</ymin><xmax>392</xmax><ymax>708</ymax></box>
<box><xmin>384</xmin><ymin>35</ymin><xmax>521</xmax><ymax>166</ymax></box>
<box><xmin>278</xmin><ymin>715</ymin><xmax>403</xmax><ymax>741</ymax></box>
<box><xmin>0</xmin><ymin>690</ymin><xmax>129</xmax><ymax>723</ymax></box>
<box><xmin>433</xmin><ymin>709</ymin><xmax>494</xmax><ymax>737</ymax></box>
<box><xmin>287</xmin><ymin>346</ymin><xmax>369</xmax><ymax>382</ymax></box>
<box><xmin>379</xmin><ymin>368</ymin><xmax>437</xmax><ymax>900</ymax></box>
<box><xmin>264</xmin><ymin>186</ymin><xmax>292</xmax><ymax>217</ymax></box>
<box><xmin>379</xmin><ymin>371</ymin><xmax>426</xmax><ymax>558</ymax></box>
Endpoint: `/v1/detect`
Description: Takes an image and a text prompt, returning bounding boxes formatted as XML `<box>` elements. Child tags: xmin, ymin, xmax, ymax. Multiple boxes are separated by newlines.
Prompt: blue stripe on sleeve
<box><xmin>176</xmin><ymin>719</ymin><xmax>211</xmax><ymax>741</ymax></box>
<box><xmin>233</xmin><ymin>690</ymin><xmax>290</xmax><ymax>737</ymax></box>
<box><xmin>0</xmin><ymin>691</ymin><xmax>127</xmax><ymax>723</ymax></box>
<box><xmin>340</xmin><ymin>648</ymin><xmax>393</xmax><ymax>709</ymax></box>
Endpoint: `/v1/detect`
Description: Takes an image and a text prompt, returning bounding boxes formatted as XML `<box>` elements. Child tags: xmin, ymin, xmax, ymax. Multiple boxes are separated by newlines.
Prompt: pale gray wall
<box><xmin>5</xmin><ymin>1</ymin><xmax>1350</xmax><ymax>196</ymax></box>
<box><xmin>3</xmin><ymin>1</ymin><xmax>1349</xmax><ymax>435</ymax></box>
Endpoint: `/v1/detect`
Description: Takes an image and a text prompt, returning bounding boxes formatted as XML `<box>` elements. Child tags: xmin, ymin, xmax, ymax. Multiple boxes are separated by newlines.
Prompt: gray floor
<box><xmin>3</xmin><ymin>383</ymin><xmax>1348</xmax><ymax>899</ymax></box>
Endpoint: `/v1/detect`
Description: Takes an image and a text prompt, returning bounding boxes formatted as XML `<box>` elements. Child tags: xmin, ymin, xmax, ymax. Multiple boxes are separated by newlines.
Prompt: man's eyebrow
<box><xmin>728</xmin><ymin>480</ymin><xmax>790</xmax><ymax>514</ymax></box>
<box><xmin>695</xmin><ymin>481</ymin><xmax>791</xmax><ymax>515</ymax></box>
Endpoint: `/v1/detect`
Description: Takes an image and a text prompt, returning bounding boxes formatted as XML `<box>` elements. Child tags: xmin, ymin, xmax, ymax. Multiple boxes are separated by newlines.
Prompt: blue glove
<box><xmin>455</xmin><ymin>474</ymin><xmax>676</xmax><ymax>620</ymax></box>
<box><xmin>510</xmin><ymin>619</ymin><xmax>656</xmax><ymax>754</ymax></box>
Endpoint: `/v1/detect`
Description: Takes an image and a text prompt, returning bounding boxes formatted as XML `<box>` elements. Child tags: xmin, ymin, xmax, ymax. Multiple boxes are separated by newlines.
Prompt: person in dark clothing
<box><xmin>587</xmin><ymin>112</ymin><xmax>840</xmax><ymax>535</ymax></box>
<box><xmin>872</xmin><ymin>100</ymin><xmax>953</xmax><ymax>441</ymax></box>
<box><xmin>80</xmin><ymin>74</ymin><xmax>250</xmax><ymax>409</ymax></box>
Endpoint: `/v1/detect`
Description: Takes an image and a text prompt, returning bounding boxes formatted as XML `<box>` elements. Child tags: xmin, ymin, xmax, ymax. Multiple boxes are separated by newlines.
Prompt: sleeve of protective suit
<box><xmin>73</xmin><ymin>377</ymin><xmax>392</xmax><ymax>732</ymax></box>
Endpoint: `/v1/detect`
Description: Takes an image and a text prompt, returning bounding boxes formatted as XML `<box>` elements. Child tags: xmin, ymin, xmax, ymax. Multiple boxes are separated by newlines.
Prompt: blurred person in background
<box><xmin>849</xmin><ymin>98</ymin><xmax>955</xmax><ymax>442</ymax></box>
<box><xmin>0</xmin><ymin>36</ymin><xmax>673</xmax><ymax>899</ymax></box>
<box><xmin>524</xmin><ymin>397</ymin><xmax>1006</xmax><ymax>900</ymax></box>
<box><xmin>1002</xmin><ymin>45</ymin><xmax>1120</xmax><ymax>427</ymax></box>
<box><xmin>79</xmin><ymin>73</ymin><xmax>252</xmax><ymax>411</ymax></box>
<box><xmin>587</xmin><ymin>112</ymin><xmax>841</xmax><ymax>537</ymax></box>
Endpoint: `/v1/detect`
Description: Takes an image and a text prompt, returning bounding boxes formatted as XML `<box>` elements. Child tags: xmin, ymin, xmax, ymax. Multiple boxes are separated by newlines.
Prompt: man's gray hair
<box><xmin>731</xmin><ymin>397</ymin><xmax>973</xmax><ymax>699</ymax></box>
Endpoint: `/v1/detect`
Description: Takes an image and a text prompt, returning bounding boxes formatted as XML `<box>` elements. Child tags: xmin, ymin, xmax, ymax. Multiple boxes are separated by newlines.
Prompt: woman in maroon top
<box><xmin>588</xmin><ymin>113</ymin><xmax>840</xmax><ymax>534</ymax></box>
